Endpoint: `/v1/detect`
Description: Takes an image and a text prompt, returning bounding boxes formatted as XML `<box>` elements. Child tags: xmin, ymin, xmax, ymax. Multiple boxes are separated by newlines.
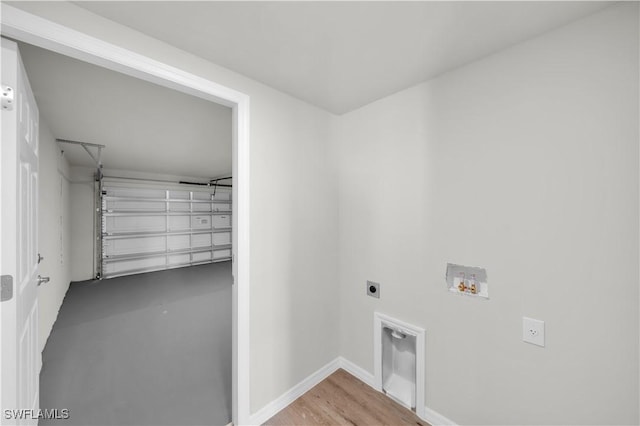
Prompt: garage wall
<box><xmin>69</xmin><ymin>166</ymin><xmax>95</xmax><ymax>281</ymax></box>
<box><xmin>333</xmin><ymin>4</ymin><xmax>639</xmax><ymax>424</ymax></box>
<box><xmin>11</xmin><ymin>2</ymin><xmax>340</xmax><ymax>413</ymax></box>
<box><xmin>37</xmin><ymin>120</ymin><xmax>71</xmax><ymax>352</ymax></box>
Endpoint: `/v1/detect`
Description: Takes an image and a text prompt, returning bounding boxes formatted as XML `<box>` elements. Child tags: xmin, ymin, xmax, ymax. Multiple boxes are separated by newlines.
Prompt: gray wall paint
<box><xmin>38</xmin><ymin>120</ymin><xmax>72</xmax><ymax>352</ymax></box>
<box><xmin>8</xmin><ymin>1</ymin><xmax>341</xmax><ymax>413</ymax></box>
<box><xmin>333</xmin><ymin>4</ymin><xmax>639</xmax><ymax>424</ymax></box>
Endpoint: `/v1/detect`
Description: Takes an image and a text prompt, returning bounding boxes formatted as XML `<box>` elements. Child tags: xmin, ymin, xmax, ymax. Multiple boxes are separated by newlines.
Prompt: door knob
<box><xmin>37</xmin><ymin>275</ymin><xmax>50</xmax><ymax>286</ymax></box>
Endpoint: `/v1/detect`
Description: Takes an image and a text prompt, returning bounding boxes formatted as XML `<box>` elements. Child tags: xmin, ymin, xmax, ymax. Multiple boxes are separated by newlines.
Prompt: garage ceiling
<box><xmin>74</xmin><ymin>1</ymin><xmax>613</xmax><ymax>114</ymax></box>
<box><xmin>19</xmin><ymin>42</ymin><xmax>232</xmax><ymax>179</ymax></box>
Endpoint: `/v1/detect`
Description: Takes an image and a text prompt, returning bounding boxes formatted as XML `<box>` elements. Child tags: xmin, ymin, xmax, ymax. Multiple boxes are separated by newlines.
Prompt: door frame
<box><xmin>0</xmin><ymin>5</ymin><xmax>252</xmax><ymax>425</ymax></box>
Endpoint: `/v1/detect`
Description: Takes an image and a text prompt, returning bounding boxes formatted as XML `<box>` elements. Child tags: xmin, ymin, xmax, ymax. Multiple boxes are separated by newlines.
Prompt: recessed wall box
<box><xmin>367</xmin><ymin>280</ymin><xmax>380</xmax><ymax>298</ymax></box>
<box><xmin>445</xmin><ymin>263</ymin><xmax>488</xmax><ymax>299</ymax></box>
<box><xmin>374</xmin><ymin>312</ymin><xmax>425</xmax><ymax>419</ymax></box>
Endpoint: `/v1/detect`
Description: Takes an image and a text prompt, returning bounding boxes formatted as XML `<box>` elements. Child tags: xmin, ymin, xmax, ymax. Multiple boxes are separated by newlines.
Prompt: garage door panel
<box><xmin>213</xmin><ymin>192</ymin><xmax>231</xmax><ymax>201</ymax></box>
<box><xmin>104</xmin><ymin>236</ymin><xmax>166</xmax><ymax>257</ymax></box>
<box><xmin>212</xmin><ymin>215</ymin><xmax>231</xmax><ymax>229</ymax></box>
<box><xmin>106</xmin><ymin>199</ymin><xmax>166</xmax><ymax>211</ymax></box>
<box><xmin>168</xmin><ymin>215</ymin><xmax>190</xmax><ymax>231</ymax></box>
<box><xmin>192</xmin><ymin>215</ymin><xmax>211</xmax><ymax>229</ymax></box>
<box><xmin>193</xmin><ymin>203</ymin><xmax>212</xmax><ymax>212</ymax></box>
<box><xmin>168</xmin><ymin>202</ymin><xmax>189</xmax><ymax>211</ymax></box>
<box><xmin>106</xmin><ymin>215</ymin><xmax>166</xmax><ymax>233</ymax></box>
<box><xmin>213</xmin><ymin>232</ymin><xmax>231</xmax><ymax>246</ymax></box>
<box><xmin>104</xmin><ymin>256</ymin><xmax>166</xmax><ymax>275</ymax></box>
<box><xmin>167</xmin><ymin>235</ymin><xmax>190</xmax><ymax>251</ymax></box>
<box><xmin>100</xmin><ymin>181</ymin><xmax>232</xmax><ymax>279</ymax></box>
<box><xmin>169</xmin><ymin>190</ymin><xmax>189</xmax><ymax>199</ymax></box>
<box><xmin>213</xmin><ymin>203</ymin><xmax>231</xmax><ymax>212</ymax></box>
<box><xmin>192</xmin><ymin>192</ymin><xmax>211</xmax><ymax>201</ymax></box>
<box><xmin>192</xmin><ymin>233</ymin><xmax>212</xmax><ymax>248</ymax></box>
<box><xmin>108</xmin><ymin>187</ymin><xmax>166</xmax><ymax>199</ymax></box>
<box><xmin>192</xmin><ymin>251</ymin><xmax>212</xmax><ymax>262</ymax></box>
<box><xmin>213</xmin><ymin>249</ymin><xmax>232</xmax><ymax>259</ymax></box>
<box><xmin>168</xmin><ymin>254</ymin><xmax>190</xmax><ymax>265</ymax></box>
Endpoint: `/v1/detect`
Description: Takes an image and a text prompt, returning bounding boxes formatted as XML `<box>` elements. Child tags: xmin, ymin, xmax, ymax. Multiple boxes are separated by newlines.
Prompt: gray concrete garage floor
<box><xmin>39</xmin><ymin>262</ymin><xmax>232</xmax><ymax>426</ymax></box>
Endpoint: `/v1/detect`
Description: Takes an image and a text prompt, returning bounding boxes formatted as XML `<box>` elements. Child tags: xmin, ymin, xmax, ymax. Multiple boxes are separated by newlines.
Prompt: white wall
<box><xmin>334</xmin><ymin>4</ymin><xmax>638</xmax><ymax>424</ymax></box>
<box><xmin>14</xmin><ymin>2</ymin><xmax>639</xmax><ymax>424</ymax></box>
<box><xmin>8</xmin><ymin>1</ymin><xmax>340</xmax><ymax>414</ymax></box>
<box><xmin>37</xmin><ymin>120</ymin><xmax>71</xmax><ymax>352</ymax></box>
<box><xmin>69</xmin><ymin>167</ymin><xmax>95</xmax><ymax>281</ymax></box>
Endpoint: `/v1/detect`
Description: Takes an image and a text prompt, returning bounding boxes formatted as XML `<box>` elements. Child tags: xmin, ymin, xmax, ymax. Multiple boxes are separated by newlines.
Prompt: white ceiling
<box><xmin>74</xmin><ymin>1</ymin><xmax>613</xmax><ymax>114</ymax></box>
<box><xmin>19</xmin><ymin>42</ymin><xmax>232</xmax><ymax>178</ymax></box>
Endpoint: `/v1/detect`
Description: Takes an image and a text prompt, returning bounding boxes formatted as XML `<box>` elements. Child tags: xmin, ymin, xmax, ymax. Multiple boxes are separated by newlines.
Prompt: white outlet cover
<box><xmin>522</xmin><ymin>317</ymin><xmax>545</xmax><ymax>347</ymax></box>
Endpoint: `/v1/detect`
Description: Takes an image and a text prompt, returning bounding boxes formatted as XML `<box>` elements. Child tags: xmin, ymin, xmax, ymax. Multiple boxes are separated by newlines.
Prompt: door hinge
<box><xmin>1</xmin><ymin>275</ymin><xmax>13</xmax><ymax>302</ymax></box>
<box><xmin>1</xmin><ymin>85</ymin><xmax>15</xmax><ymax>111</ymax></box>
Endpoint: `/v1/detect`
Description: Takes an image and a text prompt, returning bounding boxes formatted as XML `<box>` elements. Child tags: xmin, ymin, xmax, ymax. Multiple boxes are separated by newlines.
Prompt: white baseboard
<box><xmin>247</xmin><ymin>358</ymin><xmax>340</xmax><ymax>425</ymax></box>
<box><xmin>422</xmin><ymin>405</ymin><xmax>458</xmax><ymax>426</ymax></box>
<box><xmin>337</xmin><ymin>356</ymin><xmax>375</xmax><ymax>388</ymax></box>
<box><xmin>248</xmin><ymin>356</ymin><xmax>457</xmax><ymax>426</ymax></box>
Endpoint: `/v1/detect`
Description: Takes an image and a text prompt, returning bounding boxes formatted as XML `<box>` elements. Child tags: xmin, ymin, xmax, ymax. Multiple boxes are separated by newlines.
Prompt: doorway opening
<box><xmin>1</xmin><ymin>5</ymin><xmax>251</xmax><ymax>425</ymax></box>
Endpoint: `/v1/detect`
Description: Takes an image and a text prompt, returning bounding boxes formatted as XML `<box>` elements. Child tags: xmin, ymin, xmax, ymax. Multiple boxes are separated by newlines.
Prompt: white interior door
<box><xmin>1</xmin><ymin>38</ymin><xmax>41</xmax><ymax>426</ymax></box>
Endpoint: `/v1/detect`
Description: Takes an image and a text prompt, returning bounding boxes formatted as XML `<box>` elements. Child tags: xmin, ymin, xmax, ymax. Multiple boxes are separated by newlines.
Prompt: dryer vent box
<box><xmin>374</xmin><ymin>312</ymin><xmax>425</xmax><ymax>419</ymax></box>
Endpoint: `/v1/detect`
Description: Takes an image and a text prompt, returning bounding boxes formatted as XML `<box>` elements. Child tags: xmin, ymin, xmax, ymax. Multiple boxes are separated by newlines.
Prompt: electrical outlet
<box><xmin>522</xmin><ymin>317</ymin><xmax>545</xmax><ymax>347</ymax></box>
<box><xmin>366</xmin><ymin>280</ymin><xmax>380</xmax><ymax>299</ymax></box>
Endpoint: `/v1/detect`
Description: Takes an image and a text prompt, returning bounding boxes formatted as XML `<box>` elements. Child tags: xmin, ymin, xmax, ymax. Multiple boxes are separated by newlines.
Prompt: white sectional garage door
<box><xmin>100</xmin><ymin>179</ymin><xmax>232</xmax><ymax>278</ymax></box>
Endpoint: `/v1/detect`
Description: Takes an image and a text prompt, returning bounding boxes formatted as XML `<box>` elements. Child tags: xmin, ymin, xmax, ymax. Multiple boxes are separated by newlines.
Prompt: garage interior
<box><xmin>18</xmin><ymin>41</ymin><xmax>234</xmax><ymax>426</ymax></box>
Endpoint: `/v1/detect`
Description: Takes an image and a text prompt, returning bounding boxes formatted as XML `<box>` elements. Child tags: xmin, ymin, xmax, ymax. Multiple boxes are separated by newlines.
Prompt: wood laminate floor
<box><xmin>265</xmin><ymin>369</ymin><xmax>429</xmax><ymax>426</ymax></box>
